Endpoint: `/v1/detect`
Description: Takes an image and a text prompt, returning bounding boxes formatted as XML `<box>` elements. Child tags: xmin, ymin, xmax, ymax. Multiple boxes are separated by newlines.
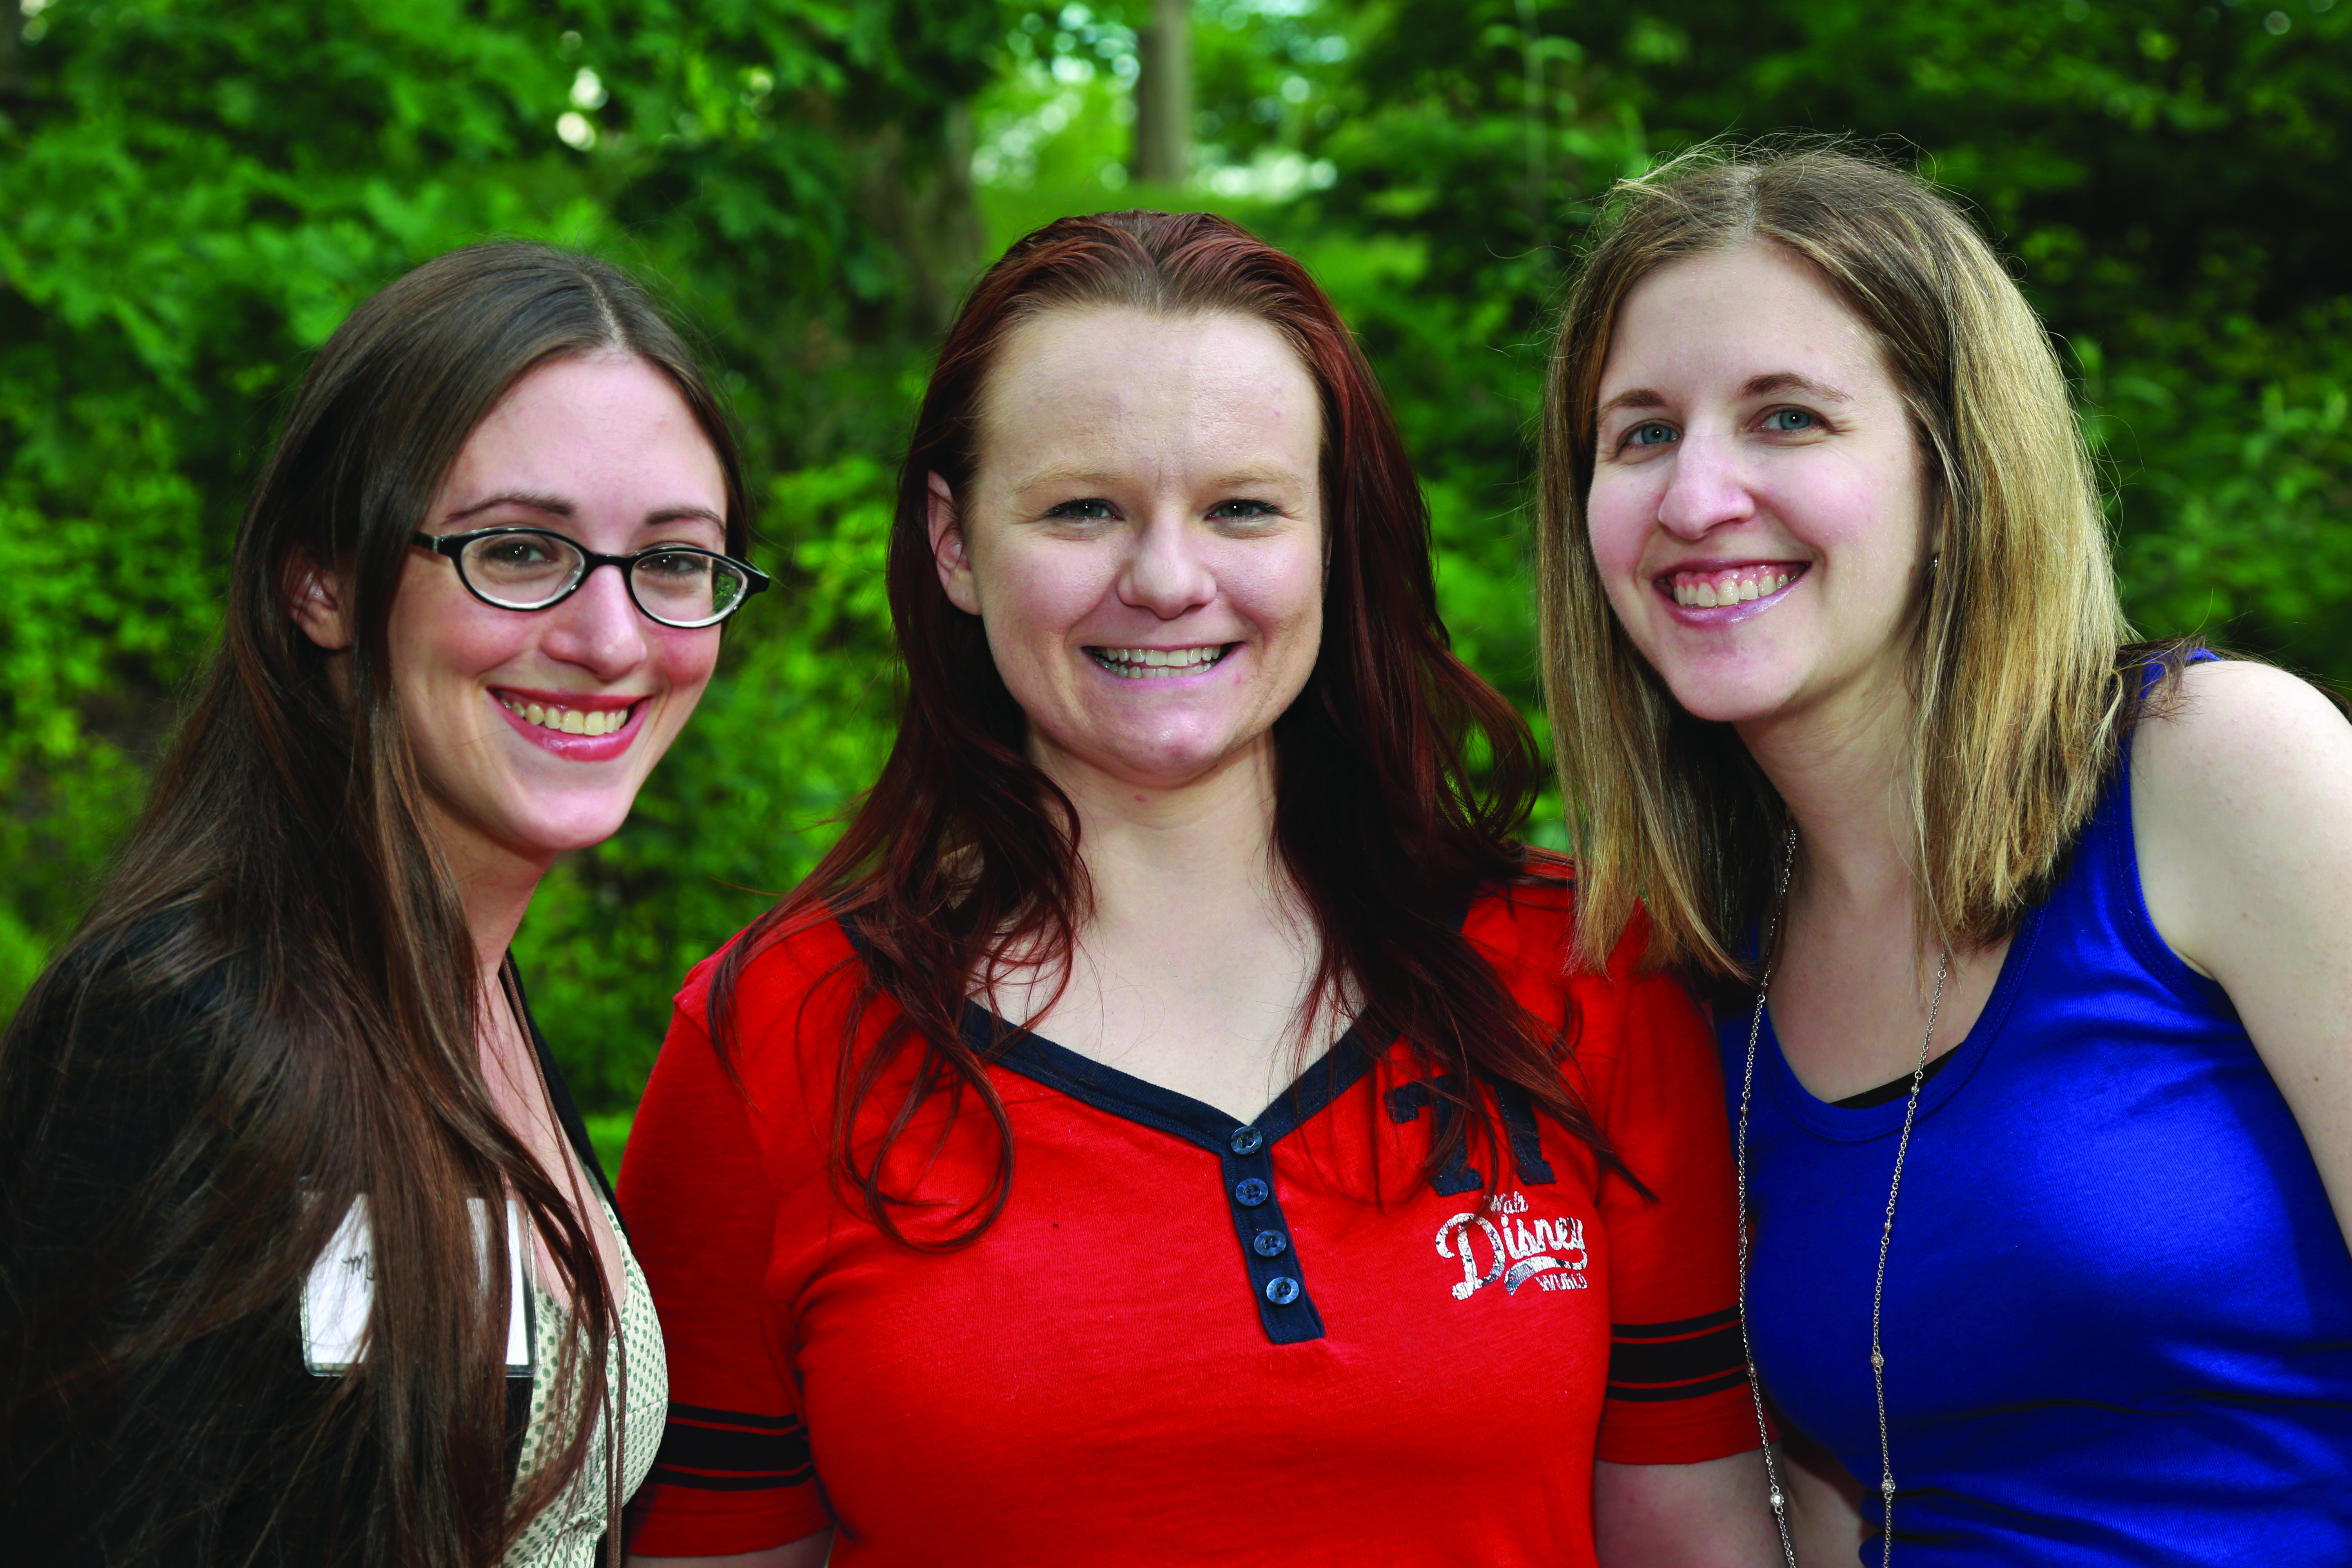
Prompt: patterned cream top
<box><xmin>501</xmin><ymin>1199</ymin><xmax>667</xmax><ymax>1568</ymax></box>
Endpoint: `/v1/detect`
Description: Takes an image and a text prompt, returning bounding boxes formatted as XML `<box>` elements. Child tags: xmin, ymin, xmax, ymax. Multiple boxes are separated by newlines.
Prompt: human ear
<box><xmin>928</xmin><ymin>471</ymin><xmax>982</xmax><ymax>616</ymax></box>
<box><xmin>288</xmin><ymin>554</ymin><xmax>355</xmax><ymax>651</ymax></box>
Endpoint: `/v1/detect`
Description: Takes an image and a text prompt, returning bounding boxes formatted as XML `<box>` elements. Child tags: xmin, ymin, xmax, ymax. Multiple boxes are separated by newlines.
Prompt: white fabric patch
<box><xmin>302</xmin><ymin>1196</ymin><xmax>534</xmax><ymax>1374</ymax></box>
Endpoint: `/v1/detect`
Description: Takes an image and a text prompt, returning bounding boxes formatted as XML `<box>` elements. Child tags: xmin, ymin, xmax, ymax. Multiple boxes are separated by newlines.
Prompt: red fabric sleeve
<box><xmin>1588</xmin><ymin>958</ymin><xmax>1760</xmax><ymax>1466</ymax></box>
<box><xmin>617</xmin><ymin>964</ymin><xmax>831</xmax><ymax>1555</ymax></box>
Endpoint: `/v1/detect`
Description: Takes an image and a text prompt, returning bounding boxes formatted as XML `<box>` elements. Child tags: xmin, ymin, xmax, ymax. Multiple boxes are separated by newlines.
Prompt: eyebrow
<box><xmin>1593</xmin><ymin>388</ymin><xmax>1668</xmax><ymax>425</ymax></box>
<box><xmin>1009</xmin><ymin>466</ymin><xmax>1305</xmax><ymax>494</ymax></box>
<box><xmin>1740</xmin><ymin>372</ymin><xmax>1853</xmax><ymax>403</ymax></box>
<box><xmin>440</xmin><ymin>492</ymin><xmax>725</xmax><ymax>531</ymax></box>
<box><xmin>1204</xmin><ymin>469</ymin><xmax>1304</xmax><ymax>492</ymax></box>
<box><xmin>445</xmin><ymin>490</ymin><xmax>573</xmax><ymax>523</ymax></box>
<box><xmin>1010</xmin><ymin>466</ymin><xmax>1123</xmax><ymax>493</ymax></box>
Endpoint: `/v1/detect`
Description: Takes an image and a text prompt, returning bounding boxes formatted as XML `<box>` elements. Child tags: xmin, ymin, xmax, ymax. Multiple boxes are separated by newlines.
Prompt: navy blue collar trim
<box><xmin>962</xmin><ymin>1002</ymin><xmax>1381</xmax><ymax>1157</ymax></box>
<box><xmin>830</xmin><ymin>902</ymin><xmax>1385</xmax><ymax>1150</ymax></box>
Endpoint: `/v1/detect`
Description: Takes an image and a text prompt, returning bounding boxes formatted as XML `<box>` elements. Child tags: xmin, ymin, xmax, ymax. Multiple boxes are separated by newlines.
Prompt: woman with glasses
<box><xmin>0</xmin><ymin>242</ymin><xmax>765</xmax><ymax>1567</ymax></box>
<box><xmin>617</xmin><ymin>211</ymin><xmax>1776</xmax><ymax>1568</ymax></box>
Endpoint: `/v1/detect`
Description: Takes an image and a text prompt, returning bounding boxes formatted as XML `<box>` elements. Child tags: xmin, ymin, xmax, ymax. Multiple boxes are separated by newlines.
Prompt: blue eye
<box><xmin>1209</xmin><ymin>499</ymin><xmax>1277</xmax><ymax>520</ymax></box>
<box><xmin>1764</xmin><ymin>408</ymin><xmax>1818</xmax><ymax>432</ymax></box>
<box><xmin>1627</xmin><ymin>421</ymin><xmax>1677</xmax><ymax>448</ymax></box>
<box><xmin>1046</xmin><ymin>499</ymin><xmax>1115</xmax><ymax>521</ymax></box>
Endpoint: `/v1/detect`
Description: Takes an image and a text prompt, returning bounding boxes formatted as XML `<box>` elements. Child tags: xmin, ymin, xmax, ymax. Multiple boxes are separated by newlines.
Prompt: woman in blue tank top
<box><xmin>1528</xmin><ymin>145</ymin><xmax>2352</xmax><ymax>1566</ymax></box>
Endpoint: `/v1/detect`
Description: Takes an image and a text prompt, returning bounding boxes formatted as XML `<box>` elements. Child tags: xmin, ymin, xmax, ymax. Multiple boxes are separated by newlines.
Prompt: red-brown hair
<box><xmin>714</xmin><ymin>210</ymin><xmax>1617</xmax><ymax>1245</ymax></box>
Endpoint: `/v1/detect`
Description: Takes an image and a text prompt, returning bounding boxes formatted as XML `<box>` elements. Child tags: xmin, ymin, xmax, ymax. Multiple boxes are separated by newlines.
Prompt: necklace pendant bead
<box><xmin>1882</xmin><ymin>1476</ymin><xmax>1897</xmax><ymax>1495</ymax></box>
<box><xmin>1871</xmin><ymin>1349</ymin><xmax>1884</xmax><ymax>1369</ymax></box>
<box><xmin>1770</xmin><ymin>1491</ymin><xmax>1785</xmax><ymax>1512</ymax></box>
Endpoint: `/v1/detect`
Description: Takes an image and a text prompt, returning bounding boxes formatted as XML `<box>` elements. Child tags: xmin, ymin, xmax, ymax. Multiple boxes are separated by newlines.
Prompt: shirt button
<box><xmin>1252</xmin><ymin>1229</ymin><xmax>1289</xmax><ymax>1257</ymax></box>
<box><xmin>1233</xmin><ymin>1177</ymin><xmax>1269</xmax><ymax>1207</ymax></box>
<box><xmin>1265</xmin><ymin>1276</ymin><xmax>1301</xmax><ymax>1305</ymax></box>
<box><xmin>1229</xmin><ymin>1126</ymin><xmax>1264</xmax><ymax>1155</ymax></box>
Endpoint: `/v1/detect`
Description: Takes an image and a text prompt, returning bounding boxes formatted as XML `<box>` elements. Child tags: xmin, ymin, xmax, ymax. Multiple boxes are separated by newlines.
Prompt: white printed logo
<box><xmin>1434</xmin><ymin>1189</ymin><xmax>1588</xmax><ymax>1299</ymax></box>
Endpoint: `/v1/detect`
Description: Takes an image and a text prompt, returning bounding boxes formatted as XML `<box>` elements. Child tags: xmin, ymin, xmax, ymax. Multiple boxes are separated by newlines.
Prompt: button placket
<box><xmin>917</xmin><ymin>928</ymin><xmax>1392</xmax><ymax>1352</ymax></box>
<box><xmin>1218</xmin><ymin>1129</ymin><xmax>1323</xmax><ymax>1344</ymax></box>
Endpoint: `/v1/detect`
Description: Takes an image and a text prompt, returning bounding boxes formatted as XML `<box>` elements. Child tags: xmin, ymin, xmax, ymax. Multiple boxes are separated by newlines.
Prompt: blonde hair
<box><xmin>1536</xmin><ymin>143</ymin><xmax>2132</xmax><ymax>976</ymax></box>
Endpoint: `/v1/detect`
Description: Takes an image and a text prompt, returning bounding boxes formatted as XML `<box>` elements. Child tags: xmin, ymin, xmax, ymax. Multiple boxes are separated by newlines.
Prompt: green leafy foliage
<box><xmin>4</xmin><ymin>0</ymin><xmax>2345</xmax><ymax>1137</ymax></box>
<box><xmin>1552</xmin><ymin>0</ymin><xmax>2352</xmax><ymax>673</ymax></box>
<box><xmin>0</xmin><ymin>0</ymin><xmax>986</xmax><ymax>1098</ymax></box>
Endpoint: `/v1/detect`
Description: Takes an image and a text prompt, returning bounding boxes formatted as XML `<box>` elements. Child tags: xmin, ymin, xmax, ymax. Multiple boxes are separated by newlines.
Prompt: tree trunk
<box><xmin>1131</xmin><ymin>0</ymin><xmax>1191</xmax><ymax>185</ymax></box>
<box><xmin>847</xmin><ymin>100</ymin><xmax>988</xmax><ymax>342</ymax></box>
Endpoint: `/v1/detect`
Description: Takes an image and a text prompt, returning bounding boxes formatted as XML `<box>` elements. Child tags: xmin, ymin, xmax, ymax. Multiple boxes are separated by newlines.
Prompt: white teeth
<box><xmin>1091</xmin><ymin>645</ymin><xmax>1226</xmax><ymax>679</ymax></box>
<box><xmin>502</xmin><ymin>698</ymin><xmax>633</xmax><ymax>735</ymax></box>
<box><xmin>1671</xmin><ymin>568</ymin><xmax>1799</xmax><ymax>608</ymax></box>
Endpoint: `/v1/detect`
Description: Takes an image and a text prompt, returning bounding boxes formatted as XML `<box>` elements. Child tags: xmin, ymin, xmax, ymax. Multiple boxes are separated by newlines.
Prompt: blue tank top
<box><xmin>1719</xmin><ymin>718</ymin><xmax>2352</xmax><ymax>1564</ymax></box>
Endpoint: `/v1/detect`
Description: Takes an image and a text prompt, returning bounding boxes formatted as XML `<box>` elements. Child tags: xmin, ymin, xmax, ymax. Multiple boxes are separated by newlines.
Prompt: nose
<box><xmin>1118</xmin><ymin>510</ymin><xmax>1217</xmax><ymax>619</ymax></box>
<box><xmin>1653</xmin><ymin>428</ymin><xmax>1758</xmax><ymax>540</ymax></box>
<box><xmin>539</xmin><ymin>561</ymin><xmax>651</xmax><ymax>680</ymax></box>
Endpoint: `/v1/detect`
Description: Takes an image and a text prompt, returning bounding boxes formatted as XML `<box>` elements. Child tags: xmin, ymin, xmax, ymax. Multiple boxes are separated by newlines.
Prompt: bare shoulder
<box><xmin>2133</xmin><ymin>659</ymin><xmax>2352</xmax><ymax>974</ymax></box>
<box><xmin>2138</xmin><ymin>657</ymin><xmax>2348</xmax><ymax>773</ymax></box>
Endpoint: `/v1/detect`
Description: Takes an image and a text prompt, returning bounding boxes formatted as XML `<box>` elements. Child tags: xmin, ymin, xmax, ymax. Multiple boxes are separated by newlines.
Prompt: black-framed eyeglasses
<box><xmin>411</xmin><ymin>527</ymin><xmax>770</xmax><ymax>629</ymax></box>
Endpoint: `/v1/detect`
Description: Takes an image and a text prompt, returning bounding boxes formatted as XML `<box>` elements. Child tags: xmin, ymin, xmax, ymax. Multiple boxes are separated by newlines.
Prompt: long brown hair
<box><xmin>714</xmin><ymin>209</ymin><xmax>1620</xmax><ymax>1249</ymax></box>
<box><xmin>0</xmin><ymin>243</ymin><xmax>748</xmax><ymax>1564</ymax></box>
<box><xmin>1536</xmin><ymin>144</ymin><xmax>2133</xmax><ymax>976</ymax></box>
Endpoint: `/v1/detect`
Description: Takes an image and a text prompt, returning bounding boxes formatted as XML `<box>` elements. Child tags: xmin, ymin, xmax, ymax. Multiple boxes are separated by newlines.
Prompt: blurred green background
<box><xmin>4</xmin><ymin>0</ymin><xmax>2346</xmax><ymax>1165</ymax></box>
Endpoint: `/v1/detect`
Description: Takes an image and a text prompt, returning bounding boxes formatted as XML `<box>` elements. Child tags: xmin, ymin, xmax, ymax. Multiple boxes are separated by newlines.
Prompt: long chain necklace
<box><xmin>1736</xmin><ymin>824</ymin><xmax>1949</xmax><ymax>1568</ymax></box>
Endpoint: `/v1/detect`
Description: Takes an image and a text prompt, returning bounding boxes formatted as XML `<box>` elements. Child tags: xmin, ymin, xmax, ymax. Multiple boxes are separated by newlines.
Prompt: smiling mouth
<box><xmin>497</xmin><ymin>695</ymin><xmax>639</xmax><ymax>737</ymax></box>
<box><xmin>1085</xmin><ymin>644</ymin><xmax>1234</xmax><ymax>679</ymax></box>
<box><xmin>1663</xmin><ymin>564</ymin><xmax>1807</xmax><ymax>608</ymax></box>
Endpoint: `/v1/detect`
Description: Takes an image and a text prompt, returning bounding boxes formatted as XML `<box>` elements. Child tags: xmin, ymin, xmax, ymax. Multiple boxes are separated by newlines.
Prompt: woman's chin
<box><xmin>484</xmin><ymin>807</ymin><xmax>638</xmax><ymax>865</ymax></box>
<box><xmin>1039</xmin><ymin>726</ymin><xmax>1272</xmax><ymax>798</ymax></box>
<box><xmin>1656</xmin><ymin>668</ymin><xmax>1802</xmax><ymax>728</ymax></box>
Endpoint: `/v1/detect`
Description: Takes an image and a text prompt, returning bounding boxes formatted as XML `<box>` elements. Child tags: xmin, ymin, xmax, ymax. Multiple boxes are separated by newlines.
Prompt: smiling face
<box><xmin>381</xmin><ymin>352</ymin><xmax>728</xmax><ymax>876</ymax></box>
<box><xmin>933</xmin><ymin>307</ymin><xmax>1325</xmax><ymax>800</ymax></box>
<box><xmin>1585</xmin><ymin>241</ymin><xmax>1936</xmax><ymax>733</ymax></box>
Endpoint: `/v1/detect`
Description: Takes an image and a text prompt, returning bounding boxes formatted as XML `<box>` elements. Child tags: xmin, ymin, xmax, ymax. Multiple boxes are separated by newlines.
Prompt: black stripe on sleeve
<box><xmin>666</xmin><ymin>1401</ymin><xmax>802</xmax><ymax>1431</ymax></box>
<box><xmin>1607</xmin><ymin>1308</ymin><xmax>1747</xmax><ymax>1402</ymax></box>
<box><xmin>1613</xmin><ymin>1307</ymin><xmax>1740</xmax><ymax>1340</ymax></box>
<box><xmin>649</xmin><ymin>1403</ymin><xmax>815</xmax><ymax>1492</ymax></box>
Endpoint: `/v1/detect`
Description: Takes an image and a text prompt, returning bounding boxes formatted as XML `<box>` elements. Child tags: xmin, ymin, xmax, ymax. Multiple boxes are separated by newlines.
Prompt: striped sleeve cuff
<box><xmin>648</xmin><ymin>1401</ymin><xmax>817</xmax><ymax>1493</ymax></box>
<box><xmin>1606</xmin><ymin>1307</ymin><xmax>1748</xmax><ymax>1403</ymax></box>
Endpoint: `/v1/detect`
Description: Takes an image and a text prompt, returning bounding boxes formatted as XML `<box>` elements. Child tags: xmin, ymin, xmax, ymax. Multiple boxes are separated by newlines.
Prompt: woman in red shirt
<box><xmin>620</xmin><ymin>212</ymin><xmax>1774</xmax><ymax>1567</ymax></box>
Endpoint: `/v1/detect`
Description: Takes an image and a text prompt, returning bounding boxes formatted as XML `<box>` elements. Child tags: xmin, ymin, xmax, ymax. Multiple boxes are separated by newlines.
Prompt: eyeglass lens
<box><xmin>458</xmin><ymin>533</ymin><xmax>749</xmax><ymax>626</ymax></box>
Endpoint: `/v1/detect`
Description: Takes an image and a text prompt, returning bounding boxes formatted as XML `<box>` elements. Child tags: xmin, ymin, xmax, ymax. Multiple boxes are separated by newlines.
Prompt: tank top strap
<box><xmin>2040</xmin><ymin>650</ymin><xmax>2233</xmax><ymax>1020</ymax></box>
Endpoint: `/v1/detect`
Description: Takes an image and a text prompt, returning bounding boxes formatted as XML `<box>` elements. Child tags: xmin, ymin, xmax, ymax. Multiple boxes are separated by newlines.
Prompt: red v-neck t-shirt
<box><xmin>619</xmin><ymin>874</ymin><xmax>1752</xmax><ymax>1563</ymax></box>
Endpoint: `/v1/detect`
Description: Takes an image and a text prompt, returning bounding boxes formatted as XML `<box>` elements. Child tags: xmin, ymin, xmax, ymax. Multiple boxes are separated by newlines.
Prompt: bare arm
<box><xmin>1778</xmin><ymin>1427</ymin><xmax>1866</xmax><ymax>1567</ymax></box>
<box><xmin>628</xmin><ymin>1531</ymin><xmax>833</xmax><ymax>1568</ymax></box>
<box><xmin>2134</xmin><ymin>659</ymin><xmax>2352</xmax><ymax>1254</ymax></box>
<box><xmin>1594</xmin><ymin>1451</ymin><xmax>1781</xmax><ymax>1568</ymax></box>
